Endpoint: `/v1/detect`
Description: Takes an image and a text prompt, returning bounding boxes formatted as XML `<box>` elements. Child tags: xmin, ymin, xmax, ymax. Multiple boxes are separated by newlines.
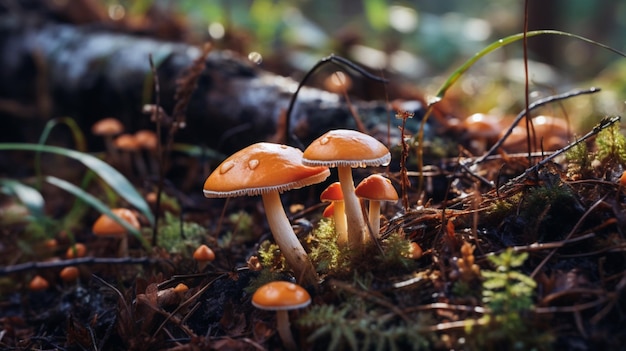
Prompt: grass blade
<box><xmin>45</xmin><ymin>175</ymin><xmax>150</xmax><ymax>250</ymax></box>
<box><xmin>0</xmin><ymin>143</ymin><xmax>154</xmax><ymax>225</ymax></box>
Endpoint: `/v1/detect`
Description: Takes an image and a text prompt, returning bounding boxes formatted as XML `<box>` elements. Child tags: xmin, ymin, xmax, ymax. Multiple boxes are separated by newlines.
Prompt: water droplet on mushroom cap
<box><xmin>320</xmin><ymin>136</ymin><xmax>330</xmax><ymax>145</ymax></box>
<box><xmin>249</xmin><ymin>159</ymin><xmax>259</xmax><ymax>169</ymax></box>
<box><xmin>220</xmin><ymin>160</ymin><xmax>234</xmax><ymax>174</ymax></box>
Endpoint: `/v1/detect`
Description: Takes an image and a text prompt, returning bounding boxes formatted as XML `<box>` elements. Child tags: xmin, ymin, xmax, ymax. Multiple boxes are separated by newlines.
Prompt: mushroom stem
<box><xmin>261</xmin><ymin>191</ymin><xmax>318</xmax><ymax>287</ymax></box>
<box><xmin>276</xmin><ymin>310</ymin><xmax>298</xmax><ymax>351</ymax></box>
<box><xmin>337</xmin><ymin>166</ymin><xmax>368</xmax><ymax>251</ymax></box>
<box><xmin>367</xmin><ymin>200</ymin><xmax>382</xmax><ymax>238</ymax></box>
<box><xmin>333</xmin><ymin>201</ymin><xmax>348</xmax><ymax>246</ymax></box>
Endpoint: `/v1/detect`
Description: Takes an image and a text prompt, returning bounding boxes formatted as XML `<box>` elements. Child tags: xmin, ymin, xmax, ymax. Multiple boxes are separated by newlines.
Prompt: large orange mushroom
<box><xmin>302</xmin><ymin>129</ymin><xmax>390</xmax><ymax>251</ymax></box>
<box><xmin>203</xmin><ymin>142</ymin><xmax>329</xmax><ymax>287</ymax></box>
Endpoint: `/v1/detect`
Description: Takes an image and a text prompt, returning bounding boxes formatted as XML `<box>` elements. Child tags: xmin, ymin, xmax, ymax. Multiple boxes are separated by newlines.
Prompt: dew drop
<box><xmin>220</xmin><ymin>161</ymin><xmax>234</xmax><ymax>174</ymax></box>
<box><xmin>320</xmin><ymin>136</ymin><xmax>330</xmax><ymax>145</ymax></box>
<box><xmin>248</xmin><ymin>159</ymin><xmax>259</xmax><ymax>169</ymax></box>
<box><xmin>248</xmin><ymin>51</ymin><xmax>263</xmax><ymax>65</ymax></box>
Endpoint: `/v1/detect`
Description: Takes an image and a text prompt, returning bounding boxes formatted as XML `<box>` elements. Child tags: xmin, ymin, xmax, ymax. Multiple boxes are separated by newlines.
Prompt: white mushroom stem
<box><xmin>337</xmin><ymin>166</ymin><xmax>368</xmax><ymax>251</ymax></box>
<box><xmin>261</xmin><ymin>191</ymin><xmax>318</xmax><ymax>287</ymax></box>
<box><xmin>332</xmin><ymin>201</ymin><xmax>348</xmax><ymax>246</ymax></box>
<box><xmin>367</xmin><ymin>200</ymin><xmax>382</xmax><ymax>238</ymax></box>
<box><xmin>276</xmin><ymin>310</ymin><xmax>298</xmax><ymax>351</ymax></box>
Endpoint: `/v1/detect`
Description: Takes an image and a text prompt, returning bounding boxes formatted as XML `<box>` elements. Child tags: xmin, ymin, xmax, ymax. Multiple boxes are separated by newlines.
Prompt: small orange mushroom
<box><xmin>92</xmin><ymin>208</ymin><xmax>140</xmax><ymax>257</ymax></box>
<box><xmin>355</xmin><ymin>174</ymin><xmax>399</xmax><ymax>239</ymax></box>
<box><xmin>60</xmin><ymin>266</ymin><xmax>80</xmax><ymax>283</ymax></box>
<box><xmin>66</xmin><ymin>243</ymin><xmax>87</xmax><ymax>259</ymax></box>
<box><xmin>193</xmin><ymin>244</ymin><xmax>216</xmax><ymax>271</ymax></box>
<box><xmin>252</xmin><ymin>281</ymin><xmax>311</xmax><ymax>351</ymax></box>
<box><xmin>29</xmin><ymin>275</ymin><xmax>49</xmax><ymax>291</ymax></box>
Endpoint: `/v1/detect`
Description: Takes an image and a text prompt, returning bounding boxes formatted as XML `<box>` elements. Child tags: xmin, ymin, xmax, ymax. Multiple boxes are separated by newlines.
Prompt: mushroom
<box><xmin>463</xmin><ymin>113</ymin><xmax>502</xmax><ymax>154</ymax></box>
<box><xmin>91</xmin><ymin>117</ymin><xmax>124</xmax><ymax>164</ymax></box>
<box><xmin>501</xmin><ymin>115</ymin><xmax>570</xmax><ymax>153</ymax></box>
<box><xmin>29</xmin><ymin>275</ymin><xmax>49</xmax><ymax>291</ymax></box>
<box><xmin>302</xmin><ymin>129</ymin><xmax>391</xmax><ymax>251</ymax></box>
<box><xmin>65</xmin><ymin>243</ymin><xmax>87</xmax><ymax>259</ymax></box>
<box><xmin>203</xmin><ymin>142</ymin><xmax>330</xmax><ymax>287</ymax></box>
<box><xmin>252</xmin><ymin>281</ymin><xmax>311</xmax><ymax>351</ymax></box>
<box><xmin>59</xmin><ymin>266</ymin><xmax>80</xmax><ymax>283</ymax></box>
<box><xmin>354</xmin><ymin>174</ymin><xmax>399</xmax><ymax>239</ymax></box>
<box><xmin>92</xmin><ymin>208</ymin><xmax>141</xmax><ymax>257</ymax></box>
<box><xmin>114</xmin><ymin>133</ymin><xmax>143</xmax><ymax>176</ymax></box>
<box><xmin>320</xmin><ymin>182</ymin><xmax>347</xmax><ymax>246</ymax></box>
<box><xmin>193</xmin><ymin>244</ymin><xmax>216</xmax><ymax>271</ymax></box>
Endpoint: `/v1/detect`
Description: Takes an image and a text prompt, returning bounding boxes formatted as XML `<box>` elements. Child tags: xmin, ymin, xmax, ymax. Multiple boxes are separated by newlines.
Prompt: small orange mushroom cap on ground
<box><xmin>92</xmin><ymin>208</ymin><xmax>140</xmax><ymax>237</ymax></box>
<box><xmin>60</xmin><ymin>266</ymin><xmax>80</xmax><ymax>282</ymax></box>
<box><xmin>92</xmin><ymin>208</ymin><xmax>140</xmax><ymax>257</ymax></box>
<box><xmin>193</xmin><ymin>244</ymin><xmax>216</xmax><ymax>271</ymax></box>
<box><xmin>65</xmin><ymin>243</ymin><xmax>87</xmax><ymax>259</ymax></box>
<box><xmin>29</xmin><ymin>275</ymin><xmax>49</xmax><ymax>291</ymax></box>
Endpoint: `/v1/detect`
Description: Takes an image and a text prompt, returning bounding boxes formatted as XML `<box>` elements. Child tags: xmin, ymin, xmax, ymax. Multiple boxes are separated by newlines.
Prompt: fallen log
<box><xmin>0</xmin><ymin>19</ymin><xmax>434</xmax><ymax>154</ymax></box>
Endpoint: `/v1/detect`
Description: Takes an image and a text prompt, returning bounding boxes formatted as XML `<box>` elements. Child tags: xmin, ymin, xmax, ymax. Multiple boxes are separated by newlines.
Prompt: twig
<box><xmin>0</xmin><ymin>256</ymin><xmax>160</xmax><ymax>276</ymax></box>
<box><xmin>502</xmin><ymin>115</ymin><xmax>620</xmax><ymax>192</ymax></box>
<box><xmin>473</xmin><ymin>87</ymin><xmax>602</xmax><ymax>166</ymax></box>
<box><xmin>283</xmin><ymin>54</ymin><xmax>388</xmax><ymax>148</ymax></box>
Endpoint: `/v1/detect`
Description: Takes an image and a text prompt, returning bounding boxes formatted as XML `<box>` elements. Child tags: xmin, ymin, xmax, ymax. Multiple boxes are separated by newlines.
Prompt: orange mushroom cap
<box><xmin>29</xmin><ymin>275</ymin><xmax>49</xmax><ymax>291</ymax></box>
<box><xmin>251</xmin><ymin>281</ymin><xmax>311</xmax><ymax>311</ymax></box>
<box><xmin>322</xmin><ymin>202</ymin><xmax>335</xmax><ymax>218</ymax></box>
<box><xmin>320</xmin><ymin>182</ymin><xmax>343</xmax><ymax>202</ymax></box>
<box><xmin>92</xmin><ymin>208</ymin><xmax>140</xmax><ymax>237</ymax></box>
<box><xmin>203</xmin><ymin>143</ymin><xmax>330</xmax><ymax>197</ymax></box>
<box><xmin>193</xmin><ymin>244</ymin><xmax>216</xmax><ymax>262</ymax></box>
<box><xmin>92</xmin><ymin>117</ymin><xmax>124</xmax><ymax>136</ymax></box>
<box><xmin>302</xmin><ymin>129</ymin><xmax>390</xmax><ymax>168</ymax></box>
<box><xmin>114</xmin><ymin>134</ymin><xmax>140</xmax><ymax>151</ymax></box>
<box><xmin>60</xmin><ymin>266</ymin><xmax>80</xmax><ymax>282</ymax></box>
<box><xmin>354</xmin><ymin>174</ymin><xmax>399</xmax><ymax>201</ymax></box>
<box><xmin>66</xmin><ymin>243</ymin><xmax>87</xmax><ymax>259</ymax></box>
<box><xmin>134</xmin><ymin>130</ymin><xmax>158</xmax><ymax>150</ymax></box>
<box><xmin>463</xmin><ymin>113</ymin><xmax>502</xmax><ymax>138</ymax></box>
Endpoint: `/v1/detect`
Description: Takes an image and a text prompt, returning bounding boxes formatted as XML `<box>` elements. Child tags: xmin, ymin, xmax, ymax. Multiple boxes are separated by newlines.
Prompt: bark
<box><xmin>0</xmin><ymin>18</ymin><xmax>430</xmax><ymax>154</ymax></box>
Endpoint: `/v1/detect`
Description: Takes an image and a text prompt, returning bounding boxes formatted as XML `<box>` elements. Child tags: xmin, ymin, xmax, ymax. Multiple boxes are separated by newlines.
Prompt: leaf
<box><xmin>0</xmin><ymin>179</ymin><xmax>45</xmax><ymax>218</ymax></box>
<box><xmin>0</xmin><ymin>143</ymin><xmax>154</xmax><ymax>225</ymax></box>
<box><xmin>45</xmin><ymin>176</ymin><xmax>150</xmax><ymax>250</ymax></box>
<box><xmin>363</xmin><ymin>0</ymin><xmax>389</xmax><ymax>30</ymax></box>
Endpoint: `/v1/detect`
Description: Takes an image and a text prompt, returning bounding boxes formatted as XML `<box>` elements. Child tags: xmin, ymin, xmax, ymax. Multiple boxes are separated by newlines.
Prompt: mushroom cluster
<box><xmin>202</xmin><ymin>130</ymin><xmax>396</xmax><ymax>285</ymax></box>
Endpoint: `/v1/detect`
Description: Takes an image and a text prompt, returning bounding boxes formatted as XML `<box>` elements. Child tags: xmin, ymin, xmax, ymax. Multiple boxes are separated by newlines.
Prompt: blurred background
<box><xmin>78</xmin><ymin>0</ymin><xmax>626</xmax><ymax>120</ymax></box>
<box><xmin>89</xmin><ymin>0</ymin><xmax>625</xmax><ymax>80</ymax></box>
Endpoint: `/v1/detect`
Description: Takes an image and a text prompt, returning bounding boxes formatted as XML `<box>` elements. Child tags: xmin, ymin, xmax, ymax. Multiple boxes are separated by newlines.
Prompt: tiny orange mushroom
<box><xmin>92</xmin><ymin>208</ymin><xmax>140</xmax><ymax>257</ymax></box>
<box><xmin>29</xmin><ymin>275</ymin><xmax>49</xmax><ymax>291</ymax></box>
<box><xmin>354</xmin><ymin>174</ymin><xmax>399</xmax><ymax>239</ymax></box>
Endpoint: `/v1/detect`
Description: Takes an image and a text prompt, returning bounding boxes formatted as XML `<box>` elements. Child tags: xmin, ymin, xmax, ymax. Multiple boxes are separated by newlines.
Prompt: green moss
<box><xmin>595</xmin><ymin>123</ymin><xmax>626</xmax><ymax>166</ymax></box>
<box><xmin>155</xmin><ymin>212</ymin><xmax>208</xmax><ymax>256</ymax></box>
